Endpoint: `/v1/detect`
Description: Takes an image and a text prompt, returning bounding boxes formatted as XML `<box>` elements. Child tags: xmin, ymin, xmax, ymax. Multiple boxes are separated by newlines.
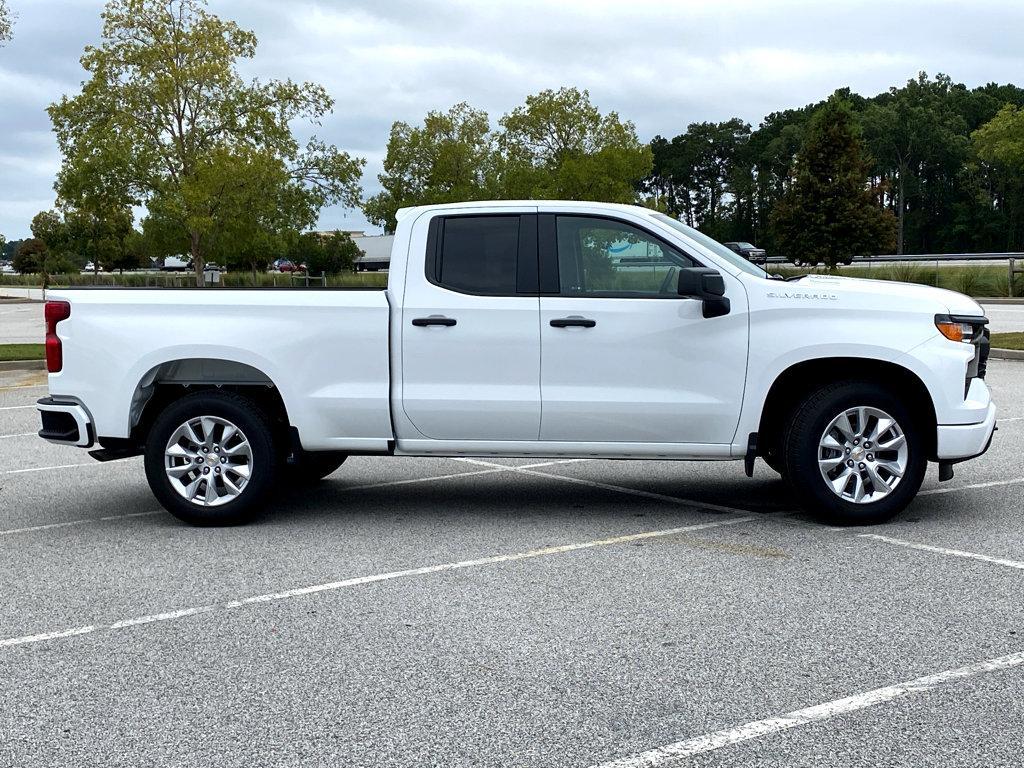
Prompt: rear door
<box><xmin>400</xmin><ymin>210</ymin><xmax>541</xmax><ymax>440</ymax></box>
<box><xmin>538</xmin><ymin>212</ymin><xmax>748</xmax><ymax>445</ymax></box>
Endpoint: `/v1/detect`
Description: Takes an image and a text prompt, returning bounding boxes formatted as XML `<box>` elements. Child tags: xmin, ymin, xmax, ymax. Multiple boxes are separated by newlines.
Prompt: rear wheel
<box><xmin>783</xmin><ymin>382</ymin><xmax>927</xmax><ymax>525</ymax></box>
<box><xmin>144</xmin><ymin>391</ymin><xmax>278</xmax><ymax>526</ymax></box>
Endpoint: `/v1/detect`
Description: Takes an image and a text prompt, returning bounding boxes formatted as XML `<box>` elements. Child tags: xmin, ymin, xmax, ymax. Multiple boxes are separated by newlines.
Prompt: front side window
<box><xmin>436</xmin><ymin>216</ymin><xmax>520</xmax><ymax>294</ymax></box>
<box><xmin>555</xmin><ymin>216</ymin><xmax>695</xmax><ymax>297</ymax></box>
<box><xmin>651</xmin><ymin>213</ymin><xmax>767</xmax><ymax>277</ymax></box>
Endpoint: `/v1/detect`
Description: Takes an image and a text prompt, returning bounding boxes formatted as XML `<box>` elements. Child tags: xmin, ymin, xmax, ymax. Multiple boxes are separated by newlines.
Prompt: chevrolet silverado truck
<box><xmin>37</xmin><ymin>201</ymin><xmax>996</xmax><ymax>526</ymax></box>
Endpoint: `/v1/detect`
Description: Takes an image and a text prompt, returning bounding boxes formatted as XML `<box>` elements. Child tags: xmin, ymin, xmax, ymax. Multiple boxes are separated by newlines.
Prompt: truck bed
<box><xmin>46</xmin><ymin>288</ymin><xmax>394</xmax><ymax>452</ymax></box>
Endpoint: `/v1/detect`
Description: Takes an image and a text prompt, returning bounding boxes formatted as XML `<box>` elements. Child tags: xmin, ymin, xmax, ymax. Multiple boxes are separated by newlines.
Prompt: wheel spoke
<box><xmin>877</xmin><ymin>433</ymin><xmax>906</xmax><ymax>451</ymax></box>
<box><xmin>871</xmin><ymin>417</ymin><xmax>894</xmax><ymax>443</ymax></box>
<box><xmin>225</xmin><ymin>462</ymin><xmax>250</xmax><ymax>479</ymax></box>
<box><xmin>184</xmin><ymin>422</ymin><xmax>203</xmax><ymax>446</ymax></box>
<box><xmin>819</xmin><ymin>455</ymin><xmax>846</xmax><ymax>472</ymax></box>
<box><xmin>204</xmin><ymin>477</ymin><xmax>219</xmax><ymax>504</ymax></box>
<box><xmin>834</xmin><ymin>412</ymin><xmax>857</xmax><ymax>442</ymax></box>
<box><xmin>831</xmin><ymin>468</ymin><xmax>852</xmax><ymax>495</ymax></box>
<box><xmin>224</xmin><ymin>440</ymin><xmax>250</xmax><ymax>458</ymax></box>
<box><xmin>220</xmin><ymin>424</ymin><xmax>238</xmax><ymax>447</ymax></box>
<box><xmin>820</xmin><ymin>434</ymin><xmax>844</xmax><ymax>451</ymax></box>
<box><xmin>166</xmin><ymin>463</ymin><xmax>195</xmax><ymax>478</ymax></box>
<box><xmin>184</xmin><ymin>477</ymin><xmax>203</xmax><ymax>501</ymax></box>
<box><xmin>850</xmin><ymin>471</ymin><xmax>866</xmax><ymax>502</ymax></box>
<box><xmin>200</xmin><ymin>417</ymin><xmax>217</xmax><ymax>448</ymax></box>
<box><xmin>864</xmin><ymin>463</ymin><xmax>892</xmax><ymax>494</ymax></box>
<box><xmin>222</xmin><ymin>474</ymin><xmax>242</xmax><ymax>496</ymax></box>
<box><xmin>876</xmin><ymin>459</ymin><xmax>904</xmax><ymax>479</ymax></box>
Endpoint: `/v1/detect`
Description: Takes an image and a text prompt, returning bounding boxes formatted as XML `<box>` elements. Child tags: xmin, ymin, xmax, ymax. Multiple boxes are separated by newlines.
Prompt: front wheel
<box><xmin>782</xmin><ymin>382</ymin><xmax>927</xmax><ymax>525</ymax></box>
<box><xmin>144</xmin><ymin>391</ymin><xmax>278</xmax><ymax>526</ymax></box>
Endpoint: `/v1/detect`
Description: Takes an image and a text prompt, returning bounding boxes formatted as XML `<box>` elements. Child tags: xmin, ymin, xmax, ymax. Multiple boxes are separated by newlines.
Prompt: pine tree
<box><xmin>772</xmin><ymin>96</ymin><xmax>896</xmax><ymax>267</ymax></box>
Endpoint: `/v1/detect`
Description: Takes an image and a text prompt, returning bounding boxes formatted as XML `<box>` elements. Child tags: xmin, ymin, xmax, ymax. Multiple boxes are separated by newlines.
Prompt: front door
<box><xmin>538</xmin><ymin>213</ymin><xmax>748</xmax><ymax>445</ymax></box>
<box><xmin>401</xmin><ymin>211</ymin><xmax>541</xmax><ymax>441</ymax></box>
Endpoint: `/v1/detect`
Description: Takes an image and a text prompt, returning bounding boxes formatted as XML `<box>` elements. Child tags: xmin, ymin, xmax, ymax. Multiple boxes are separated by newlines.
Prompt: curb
<box><xmin>0</xmin><ymin>360</ymin><xmax>46</xmax><ymax>372</ymax></box>
<box><xmin>978</xmin><ymin>298</ymin><xmax>1024</xmax><ymax>305</ymax></box>
<box><xmin>990</xmin><ymin>348</ymin><xmax>1024</xmax><ymax>361</ymax></box>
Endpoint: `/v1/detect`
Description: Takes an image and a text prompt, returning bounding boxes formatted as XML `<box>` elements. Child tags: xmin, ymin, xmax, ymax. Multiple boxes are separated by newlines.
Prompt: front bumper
<box><xmin>936</xmin><ymin>401</ymin><xmax>997</xmax><ymax>460</ymax></box>
<box><xmin>37</xmin><ymin>397</ymin><xmax>94</xmax><ymax>448</ymax></box>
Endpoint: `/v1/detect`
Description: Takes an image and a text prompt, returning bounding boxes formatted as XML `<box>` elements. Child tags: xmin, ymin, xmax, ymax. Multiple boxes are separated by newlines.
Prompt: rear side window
<box><xmin>434</xmin><ymin>216</ymin><xmax>520</xmax><ymax>295</ymax></box>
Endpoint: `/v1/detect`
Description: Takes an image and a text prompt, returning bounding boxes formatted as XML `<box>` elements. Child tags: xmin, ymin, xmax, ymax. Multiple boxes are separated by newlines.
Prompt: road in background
<box><xmin>0</xmin><ymin>361</ymin><xmax>1022</xmax><ymax>766</ymax></box>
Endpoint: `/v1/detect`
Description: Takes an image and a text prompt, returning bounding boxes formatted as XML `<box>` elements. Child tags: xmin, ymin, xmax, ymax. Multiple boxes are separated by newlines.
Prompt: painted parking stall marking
<box><xmin>0</xmin><ymin>516</ymin><xmax>753</xmax><ymax>650</ymax></box>
<box><xmin>598</xmin><ymin>649</ymin><xmax>1024</xmax><ymax>767</ymax></box>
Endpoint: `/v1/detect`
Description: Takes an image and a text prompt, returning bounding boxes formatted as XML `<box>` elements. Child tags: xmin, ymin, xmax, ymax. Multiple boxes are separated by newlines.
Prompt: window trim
<box><xmin>425</xmin><ymin>213</ymin><xmax>539</xmax><ymax>297</ymax></box>
<box><xmin>539</xmin><ymin>213</ymin><xmax>706</xmax><ymax>299</ymax></box>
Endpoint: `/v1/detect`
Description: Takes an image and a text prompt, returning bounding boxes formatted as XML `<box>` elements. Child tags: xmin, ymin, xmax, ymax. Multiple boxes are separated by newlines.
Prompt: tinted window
<box><xmin>555</xmin><ymin>216</ymin><xmax>694</xmax><ymax>297</ymax></box>
<box><xmin>437</xmin><ymin>216</ymin><xmax>519</xmax><ymax>294</ymax></box>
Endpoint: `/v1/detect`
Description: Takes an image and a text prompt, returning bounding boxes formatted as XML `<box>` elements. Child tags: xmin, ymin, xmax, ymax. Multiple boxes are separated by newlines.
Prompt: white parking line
<box><xmin>0</xmin><ymin>404</ymin><xmax>35</xmax><ymax>411</ymax></box>
<box><xmin>0</xmin><ymin>510</ymin><xmax>162</xmax><ymax>536</ymax></box>
<box><xmin>859</xmin><ymin>533</ymin><xmax>1024</xmax><ymax>570</ymax></box>
<box><xmin>0</xmin><ymin>460</ymin><xmax>588</xmax><ymax>536</ymax></box>
<box><xmin>0</xmin><ymin>432</ymin><xmax>36</xmax><ymax>439</ymax></box>
<box><xmin>456</xmin><ymin>458</ymin><xmax>764</xmax><ymax>517</ymax></box>
<box><xmin>3</xmin><ymin>457</ymin><xmax>138</xmax><ymax>475</ymax></box>
<box><xmin>0</xmin><ymin>515</ymin><xmax>753</xmax><ymax>650</ymax></box>
<box><xmin>598</xmin><ymin>647</ymin><xmax>1024</xmax><ymax>767</ymax></box>
<box><xmin>919</xmin><ymin>477</ymin><xmax>1024</xmax><ymax>495</ymax></box>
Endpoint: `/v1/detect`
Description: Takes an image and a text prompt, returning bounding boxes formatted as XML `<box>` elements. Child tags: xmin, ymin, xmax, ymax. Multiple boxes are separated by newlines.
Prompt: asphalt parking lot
<box><xmin>1</xmin><ymin>363</ymin><xmax>1023</xmax><ymax>766</ymax></box>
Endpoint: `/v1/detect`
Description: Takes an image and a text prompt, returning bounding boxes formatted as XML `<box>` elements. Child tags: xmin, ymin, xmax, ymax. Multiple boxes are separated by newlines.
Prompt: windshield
<box><xmin>650</xmin><ymin>213</ymin><xmax>767</xmax><ymax>277</ymax></box>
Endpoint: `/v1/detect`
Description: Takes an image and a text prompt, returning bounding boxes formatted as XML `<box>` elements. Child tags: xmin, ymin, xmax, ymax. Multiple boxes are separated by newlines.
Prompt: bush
<box><xmin>43</xmin><ymin>252</ymin><xmax>80</xmax><ymax>274</ymax></box>
<box><xmin>13</xmin><ymin>238</ymin><xmax>46</xmax><ymax>274</ymax></box>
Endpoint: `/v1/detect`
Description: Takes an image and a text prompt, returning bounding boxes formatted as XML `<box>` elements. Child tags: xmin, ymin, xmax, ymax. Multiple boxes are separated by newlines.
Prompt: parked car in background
<box><xmin>273</xmin><ymin>259</ymin><xmax>305</xmax><ymax>273</ymax></box>
<box><xmin>160</xmin><ymin>256</ymin><xmax>193</xmax><ymax>272</ymax></box>
<box><xmin>0</xmin><ymin>261</ymin><xmax>15</xmax><ymax>274</ymax></box>
<box><xmin>724</xmin><ymin>242</ymin><xmax>767</xmax><ymax>264</ymax></box>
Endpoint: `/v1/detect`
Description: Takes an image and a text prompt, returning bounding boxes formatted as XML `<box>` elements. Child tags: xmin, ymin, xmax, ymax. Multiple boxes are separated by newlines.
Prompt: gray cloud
<box><xmin>1</xmin><ymin>0</ymin><xmax>1022</xmax><ymax>238</ymax></box>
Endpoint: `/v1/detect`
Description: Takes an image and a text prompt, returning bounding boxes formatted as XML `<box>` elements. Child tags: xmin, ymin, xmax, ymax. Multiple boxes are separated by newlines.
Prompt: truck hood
<box><xmin>795</xmin><ymin>274</ymin><xmax>984</xmax><ymax>316</ymax></box>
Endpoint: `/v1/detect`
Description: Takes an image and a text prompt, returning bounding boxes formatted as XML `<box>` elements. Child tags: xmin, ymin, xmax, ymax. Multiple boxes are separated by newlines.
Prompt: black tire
<box><xmin>144</xmin><ymin>391</ymin><xmax>278</xmax><ymax>526</ymax></box>
<box><xmin>782</xmin><ymin>381</ymin><xmax>927</xmax><ymax>525</ymax></box>
<box><xmin>286</xmin><ymin>451</ymin><xmax>347</xmax><ymax>483</ymax></box>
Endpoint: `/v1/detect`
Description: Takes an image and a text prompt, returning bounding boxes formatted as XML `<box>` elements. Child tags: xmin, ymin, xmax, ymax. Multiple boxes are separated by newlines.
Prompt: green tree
<box><xmin>973</xmin><ymin>104</ymin><xmax>1024</xmax><ymax>250</ymax></box>
<box><xmin>862</xmin><ymin>74</ymin><xmax>969</xmax><ymax>253</ymax></box>
<box><xmin>0</xmin><ymin>0</ymin><xmax>13</xmax><ymax>45</ymax></box>
<box><xmin>308</xmin><ymin>230</ymin><xmax>362</xmax><ymax>274</ymax></box>
<box><xmin>31</xmin><ymin>210</ymin><xmax>70</xmax><ymax>252</ymax></box>
<box><xmin>495</xmin><ymin>87</ymin><xmax>652</xmax><ymax>202</ymax></box>
<box><xmin>49</xmin><ymin>0</ymin><xmax>364</xmax><ymax>286</ymax></box>
<box><xmin>364</xmin><ymin>103</ymin><xmax>493</xmax><ymax>232</ymax></box>
<box><xmin>13</xmin><ymin>239</ymin><xmax>47</xmax><ymax>274</ymax></box>
<box><xmin>772</xmin><ymin>96</ymin><xmax>896</xmax><ymax>267</ymax></box>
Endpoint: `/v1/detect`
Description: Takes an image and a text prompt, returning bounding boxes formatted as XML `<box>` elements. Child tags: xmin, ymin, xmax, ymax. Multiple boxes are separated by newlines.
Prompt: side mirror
<box><xmin>677</xmin><ymin>267</ymin><xmax>731</xmax><ymax>318</ymax></box>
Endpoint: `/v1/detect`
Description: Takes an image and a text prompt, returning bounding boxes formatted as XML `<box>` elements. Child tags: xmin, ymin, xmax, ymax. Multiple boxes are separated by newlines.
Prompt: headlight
<box><xmin>934</xmin><ymin>313</ymin><xmax>987</xmax><ymax>343</ymax></box>
<box><xmin>935</xmin><ymin>319</ymin><xmax>973</xmax><ymax>343</ymax></box>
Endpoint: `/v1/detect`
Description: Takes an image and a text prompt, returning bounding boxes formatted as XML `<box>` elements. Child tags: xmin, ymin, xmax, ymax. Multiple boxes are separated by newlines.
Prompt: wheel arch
<box><xmin>127</xmin><ymin>358</ymin><xmax>292</xmax><ymax>447</ymax></box>
<box><xmin>757</xmin><ymin>357</ymin><xmax>938</xmax><ymax>462</ymax></box>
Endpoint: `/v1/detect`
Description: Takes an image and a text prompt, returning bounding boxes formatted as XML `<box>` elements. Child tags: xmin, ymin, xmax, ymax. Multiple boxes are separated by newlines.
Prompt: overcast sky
<box><xmin>1</xmin><ymin>0</ymin><xmax>1023</xmax><ymax>239</ymax></box>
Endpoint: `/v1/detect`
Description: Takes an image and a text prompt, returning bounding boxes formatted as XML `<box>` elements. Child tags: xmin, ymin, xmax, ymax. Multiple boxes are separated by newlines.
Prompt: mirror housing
<box><xmin>677</xmin><ymin>267</ymin><xmax>731</xmax><ymax>318</ymax></box>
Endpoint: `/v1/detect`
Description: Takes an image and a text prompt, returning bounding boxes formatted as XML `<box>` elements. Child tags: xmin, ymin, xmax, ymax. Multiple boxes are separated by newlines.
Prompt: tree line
<box><xmin>643</xmin><ymin>74</ymin><xmax>1024</xmax><ymax>259</ymax></box>
<box><xmin>6</xmin><ymin>0</ymin><xmax>1024</xmax><ymax>283</ymax></box>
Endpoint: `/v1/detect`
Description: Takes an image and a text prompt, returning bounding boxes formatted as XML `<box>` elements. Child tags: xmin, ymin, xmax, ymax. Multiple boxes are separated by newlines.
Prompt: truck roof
<box><xmin>395</xmin><ymin>200</ymin><xmax>657</xmax><ymax>221</ymax></box>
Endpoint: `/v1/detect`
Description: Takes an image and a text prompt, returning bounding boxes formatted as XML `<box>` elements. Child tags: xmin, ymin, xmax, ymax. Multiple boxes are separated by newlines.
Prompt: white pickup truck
<box><xmin>37</xmin><ymin>201</ymin><xmax>996</xmax><ymax>526</ymax></box>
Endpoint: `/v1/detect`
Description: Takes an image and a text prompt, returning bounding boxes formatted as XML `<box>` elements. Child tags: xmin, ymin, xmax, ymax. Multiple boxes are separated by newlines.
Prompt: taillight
<box><xmin>44</xmin><ymin>300</ymin><xmax>71</xmax><ymax>373</ymax></box>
